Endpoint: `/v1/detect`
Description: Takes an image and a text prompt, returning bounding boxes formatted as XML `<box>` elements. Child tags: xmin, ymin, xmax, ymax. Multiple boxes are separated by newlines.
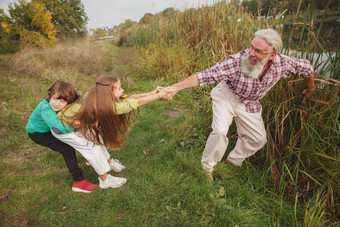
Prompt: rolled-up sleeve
<box><xmin>197</xmin><ymin>55</ymin><xmax>239</xmax><ymax>87</ymax></box>
<box><xmin>283</xmin><ymin>56</ymin><xmax>314</xmax><ymax>79</ymax></box>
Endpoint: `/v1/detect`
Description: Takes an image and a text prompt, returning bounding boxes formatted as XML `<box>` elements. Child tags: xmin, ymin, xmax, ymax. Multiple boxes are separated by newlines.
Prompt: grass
<box><xmin>1</xmin><ymin>0</ymin><xmax>339</xmax><ymax>225</ymax></box>
<box><xmin>1</xmin><ymin>40</ymin><xmax>308</xmax><ymax>226</ymax></box>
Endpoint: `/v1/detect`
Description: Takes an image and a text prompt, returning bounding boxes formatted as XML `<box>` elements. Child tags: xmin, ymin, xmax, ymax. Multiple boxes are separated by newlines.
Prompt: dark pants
<box><xmin>28</xmin><ymin>132</ymin><xmax>84</xmax><ymax>182</ymax></box>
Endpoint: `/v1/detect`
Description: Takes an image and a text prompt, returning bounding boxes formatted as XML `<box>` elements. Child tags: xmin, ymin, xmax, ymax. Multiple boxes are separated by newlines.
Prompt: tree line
<box><xmin>0</xmin><ymin>0</ymin><xmax>87</xmax><ymax>53</ymax></box>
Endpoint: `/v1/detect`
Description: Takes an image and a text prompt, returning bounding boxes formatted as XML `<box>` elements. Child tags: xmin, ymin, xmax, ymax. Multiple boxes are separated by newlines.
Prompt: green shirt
<box><xmin>56</xmin><ymin>98</ymin><xmax>139</xmax><ymax>133</ymax></box>
<box><xmin>26</xmin><ymin>99</ymin><xmax>73</xmax><ymax>134</ymax></box>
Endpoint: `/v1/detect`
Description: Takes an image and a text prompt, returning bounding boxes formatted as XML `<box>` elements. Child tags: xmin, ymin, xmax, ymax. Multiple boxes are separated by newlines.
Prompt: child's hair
<box><xmin>47</xmin><ymin>80</ymin><xmax>79</xmax><ymax>104</ymax></box>
<box><xmin>73</xmin><ymin>74</ymin><xmax>131</xmax><ymax>150</ymax></box>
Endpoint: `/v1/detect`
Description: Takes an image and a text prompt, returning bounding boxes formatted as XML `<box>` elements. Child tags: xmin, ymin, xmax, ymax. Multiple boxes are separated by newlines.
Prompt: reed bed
<box><xmin>122</xmin><ymin>1</ymin><xmax>278</xmax><ymax>81</ymax></box>
<box><xmin>121</xmin><ymin>0</ymin><xmax>339</xmax><ymax>224</ymax></box>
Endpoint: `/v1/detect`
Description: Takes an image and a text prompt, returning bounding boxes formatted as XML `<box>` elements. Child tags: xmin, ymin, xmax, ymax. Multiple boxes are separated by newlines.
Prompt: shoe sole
<box><xmin>72</xmin><ymin>187</ymin><xmax>93</xmax><ymax>193</ymax></box>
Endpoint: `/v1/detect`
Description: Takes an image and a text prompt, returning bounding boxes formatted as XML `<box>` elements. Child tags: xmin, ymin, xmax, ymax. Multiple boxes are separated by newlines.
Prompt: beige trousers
<box><xmin>201</xmin><ymin>82</ymin><xmax>267</xmax><ymax>173</ymax></box>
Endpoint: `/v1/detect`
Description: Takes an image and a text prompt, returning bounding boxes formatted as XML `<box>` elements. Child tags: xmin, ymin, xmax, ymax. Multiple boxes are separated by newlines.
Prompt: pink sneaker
<box><xmin>72</xmin><ymin>180</ymin><xmax>98</xmax><ymax>193</ymax></box>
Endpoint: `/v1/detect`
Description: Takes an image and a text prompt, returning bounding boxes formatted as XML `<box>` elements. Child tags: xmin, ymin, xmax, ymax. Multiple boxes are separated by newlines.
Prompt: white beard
<box><xmin>241</xmin><ymin>54</ymin><xmax>269</xmax><ymax>79</ymax></box>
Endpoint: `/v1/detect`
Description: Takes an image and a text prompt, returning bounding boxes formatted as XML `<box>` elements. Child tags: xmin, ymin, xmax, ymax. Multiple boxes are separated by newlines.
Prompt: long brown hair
<box><xmin>73</xmin><ymin>75</ymin><xmax>131</xmax><ymax>150</ymax></box>
<box><xmin>47</xmin><ymin>80</ymin><xmax>79</xmax><ymax>104</ymax></box>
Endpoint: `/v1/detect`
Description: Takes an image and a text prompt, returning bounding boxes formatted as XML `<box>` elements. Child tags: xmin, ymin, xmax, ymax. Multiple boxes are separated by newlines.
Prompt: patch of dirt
<box><xmin>164</xmin><ymin>109</ymin><xmax>182</xmax><ymax>118</ymax></box>
<box><xmin>0</xmin><ymin>190</ymin><xmax>12</xmax><ymax>203</ymax></box>
<box><xmin>2</xmin><ymin>151</ymin><xmax>37</xmax><ymax>165</ymax></box>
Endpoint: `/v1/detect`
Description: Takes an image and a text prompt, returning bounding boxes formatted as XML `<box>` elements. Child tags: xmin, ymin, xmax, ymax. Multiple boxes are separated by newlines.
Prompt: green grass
<box><xmin>1</xmin><ymin>46</ymin><xmax>303</xmax><ymax>226</ymax></box>
<box><xmin>1</xmin><ymin>1</ymin><xmax>339</xmax><ymax>223</ymax></box>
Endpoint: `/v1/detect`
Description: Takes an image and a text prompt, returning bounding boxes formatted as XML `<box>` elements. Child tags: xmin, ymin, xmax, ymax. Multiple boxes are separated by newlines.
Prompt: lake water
<box><xmin>282</xmin><ymin>21</ymin><xmax>340</xmax><ymax>49</ymax></box>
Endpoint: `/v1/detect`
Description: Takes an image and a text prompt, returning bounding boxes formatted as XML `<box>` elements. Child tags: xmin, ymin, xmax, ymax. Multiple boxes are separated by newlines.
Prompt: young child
<box><xmin>26</xmin><ymin>80</ymin><xmax>98</xmax><ymax>193</ymax></box>
<box><xmin>51</xmin><ymin>74</ymin><xmax>174</xmax><ymax>189</ymax></box>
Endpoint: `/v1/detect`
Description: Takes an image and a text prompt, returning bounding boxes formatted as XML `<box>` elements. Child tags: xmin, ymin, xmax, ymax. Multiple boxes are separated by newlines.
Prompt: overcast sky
<box><xmin>0</xmin><ymin>0</ymin><xmax>215</xmax><ymax>29</ymax></box>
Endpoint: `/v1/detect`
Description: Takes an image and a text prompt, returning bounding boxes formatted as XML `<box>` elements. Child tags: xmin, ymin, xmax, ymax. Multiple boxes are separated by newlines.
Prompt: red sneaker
<box><xmin>72</xmin><ymin>180</ymin><xmax>98</xmax><ymax>193</ymax></box>
<box><xmin>86</xmin><ymin>160</ymin><xmax>91</xmax><ymax>166</ymax></box>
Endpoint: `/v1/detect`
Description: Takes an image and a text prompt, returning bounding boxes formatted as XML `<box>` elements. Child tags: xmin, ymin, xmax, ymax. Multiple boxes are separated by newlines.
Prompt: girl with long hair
<box><xmin>51</xmin><ymin>75</ymin><xmax>174</xmax><ymax>189</ymax></box>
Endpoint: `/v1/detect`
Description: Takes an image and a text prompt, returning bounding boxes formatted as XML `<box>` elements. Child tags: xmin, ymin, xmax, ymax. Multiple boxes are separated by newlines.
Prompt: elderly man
<box><xmin>168</xmin><ymin>29</ymin><xmax>315</xmax><ymax>181</ymax></box>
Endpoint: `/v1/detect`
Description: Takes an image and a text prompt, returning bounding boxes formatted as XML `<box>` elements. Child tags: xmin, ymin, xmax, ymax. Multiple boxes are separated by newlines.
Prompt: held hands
<box><xmin>154</xmin><ymin>86</ymin><xmax>177</xmax><ymax>100</ymax></box>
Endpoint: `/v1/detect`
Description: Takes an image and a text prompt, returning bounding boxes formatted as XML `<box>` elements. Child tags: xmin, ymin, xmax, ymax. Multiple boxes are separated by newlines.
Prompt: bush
<box><xmin>0</xmin><ymin>39</ymin><xmax>20</xmax><ymax>54</ymax></box>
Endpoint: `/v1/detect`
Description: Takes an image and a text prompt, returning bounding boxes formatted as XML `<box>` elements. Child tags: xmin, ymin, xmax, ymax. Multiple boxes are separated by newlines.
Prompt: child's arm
<box><xmin>136</xmin><ymin>87</ymin><xmax>175</xmax><ymax>106</ymax></box>
<box><xmin>128</xmin><ymin>87</ymin><xmax>162</xmax><ymax>99</ymax></box>
<box><xmin>114</xmin><ymin>87</ymin><xmax>174</xmax><ymax>114</ymax></box>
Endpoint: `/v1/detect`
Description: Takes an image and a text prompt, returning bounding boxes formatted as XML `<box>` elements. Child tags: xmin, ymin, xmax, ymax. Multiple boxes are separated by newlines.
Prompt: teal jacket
<box><xmin>26</xmin><ymin>99</ymin><xmax>73</xmax><ymax>134</ymax></box>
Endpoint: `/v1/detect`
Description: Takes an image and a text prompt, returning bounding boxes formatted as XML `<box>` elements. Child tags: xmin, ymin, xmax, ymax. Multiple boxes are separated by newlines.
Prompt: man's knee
<box><xmin>211</xmin><ymin>128</ymin><xmax>229</xmax><ymax>137</ymax></box>
<box><xmin>254</xmin><ymin>132</ymin><xmax>267</xmax><ymax>149</ymax></box>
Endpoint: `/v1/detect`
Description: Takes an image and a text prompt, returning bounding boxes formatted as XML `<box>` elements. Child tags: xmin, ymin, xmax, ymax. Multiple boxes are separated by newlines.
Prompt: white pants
<box><xmin>51</xmin><ymin>130</ymin><xmax>111</xmax><ymax>175</ymax></box>
<box><xmin>201</xmin><ymin>82</ymin><xmax>267</xmax><ymax>172</ymax></box>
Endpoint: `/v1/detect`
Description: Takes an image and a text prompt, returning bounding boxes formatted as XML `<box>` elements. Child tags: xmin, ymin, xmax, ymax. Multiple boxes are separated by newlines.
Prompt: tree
<box><xmin>140</xmin><ymin>13</ymin><xmax>154</xmax><ymax>24</ymax></box>
<box><xmin>93</xmin><ymin>28</ymin><xmax>107</xmax><ymax>38</ymax></box>
<box><xmin>241</xmin><ymin>0</ymin><xmax>259</xmax><ymax>14</ymax></box>
<box><xmin>0</xmin><ymin>9</ymin><xmax>20</xmax><ymax>53</ymax></box>
<box><xmin>124</xmin><ymin>19</ymin><xmax>135</xmax><ymax>29</ymax></box>
<box><xmin>0</xmin><ymin>9</ymin><xmax>11</xmax><ymax>34</ymax></box>
<box><xmin>7</xmin><ymin>0</ymin><xmax>56</xmax><ymax>47</ymax></box>
<box><xmin>258</xmin><ymin>0</ymin><xmax>272</xmax><ymax>15</ymax></box>
<box><xmin>32</xmin><ymin>0</ymin><xmax>88</xmax><ymax>38</ymax></box>
<box><xmin>161</xmin><ymin>7</ymin><xmax>176</xmax><ymax>18</ymax></box>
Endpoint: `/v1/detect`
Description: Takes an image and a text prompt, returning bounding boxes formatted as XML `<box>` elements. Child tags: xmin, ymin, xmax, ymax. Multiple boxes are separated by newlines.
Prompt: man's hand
<box><xmin>302</xmin><ymin>87</ymin><xmax>314</xmax><ymax>98</ymax></box>
<box><xmin>303</xmin><ymin>74</ymin><xmax>315</xmax><ymax>98</ymax></box>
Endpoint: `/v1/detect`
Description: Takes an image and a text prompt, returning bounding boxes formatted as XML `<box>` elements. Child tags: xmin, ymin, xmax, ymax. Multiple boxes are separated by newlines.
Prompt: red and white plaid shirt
<box><xmin>197</xmin><ymin>50</ymin><xmax>314</xmax><ymax>113</ymax></box>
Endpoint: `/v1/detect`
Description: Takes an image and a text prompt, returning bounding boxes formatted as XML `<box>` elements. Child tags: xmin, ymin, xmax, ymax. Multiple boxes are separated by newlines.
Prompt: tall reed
<box><xmin>122</xmin><ymin>0</ymin><xmax>339</xmax><ymax>223</ymax></box>
<box><xmin>122</xmin><ymin>1</ymin><xmax>278</xmax><ymax>81</ymax></box>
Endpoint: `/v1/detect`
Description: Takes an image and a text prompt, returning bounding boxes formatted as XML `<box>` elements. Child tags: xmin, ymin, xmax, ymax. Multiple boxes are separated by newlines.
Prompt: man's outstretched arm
<box><xmin>163</xmin><ymin>74</ymin><xmax>199</xmax><ymax>100</ymax></box>
<box><xmin>171</xmin><ymin>74</ymin><xmax>199</xmax><ymax>91</ymax></box>
<box><xmin>164</xmin><ymin>74</ymin><xmax>199</xmax><ymax>100</ymax></box>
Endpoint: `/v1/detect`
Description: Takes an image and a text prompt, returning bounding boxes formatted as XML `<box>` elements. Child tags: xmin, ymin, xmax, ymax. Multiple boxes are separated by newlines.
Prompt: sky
<box><xmin>0</xmin><ymin>0</ymin><xmax>216</xmax><ymax>29</ymax></box>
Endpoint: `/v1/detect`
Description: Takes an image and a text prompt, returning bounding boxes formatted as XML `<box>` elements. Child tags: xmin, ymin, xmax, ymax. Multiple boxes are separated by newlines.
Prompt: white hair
<box><xmin>254</xmin><ymin>29</ymin><xmax>283</xmax><ymax>53</ymax></box>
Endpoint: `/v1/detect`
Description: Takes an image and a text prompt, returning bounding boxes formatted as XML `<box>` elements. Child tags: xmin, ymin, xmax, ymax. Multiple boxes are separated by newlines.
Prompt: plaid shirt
<box><xmin>197</xmin><ymin>50</ymin><xmax>314</xmax><ymax>113</ymax></box>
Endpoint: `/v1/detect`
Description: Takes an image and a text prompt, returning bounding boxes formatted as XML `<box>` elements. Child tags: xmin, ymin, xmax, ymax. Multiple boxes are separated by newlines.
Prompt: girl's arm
<box><xmin>128</xmin><ymin>87</ymin><xmax>162</xmax><ymax>99</ymax></box>
<box><xmin>114</xmin><ymin>87</ymin><xmax>175</xmax><ymax>114</ymax></box>
<box><xmin>136</xmin><ymin>87</ymin><xmax>175</xmax><ymax>106</ymax></box>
